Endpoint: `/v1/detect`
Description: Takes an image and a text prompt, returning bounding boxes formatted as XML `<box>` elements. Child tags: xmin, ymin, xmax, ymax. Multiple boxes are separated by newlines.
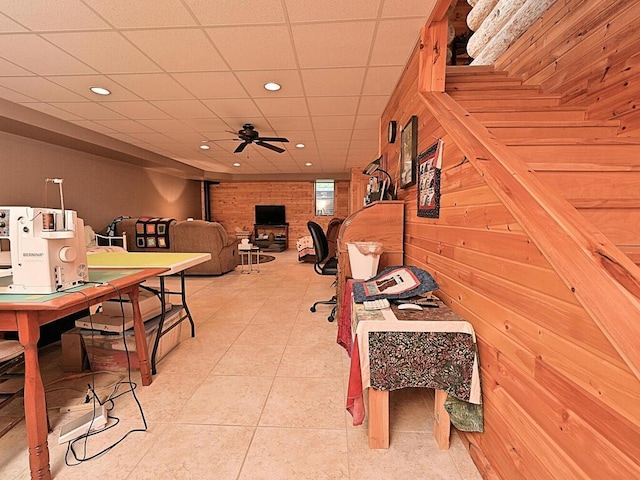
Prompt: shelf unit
<box><xmin>253</xmin><ymin>224</ymin><xmax>288</xmax><ymax>252</ymax></box>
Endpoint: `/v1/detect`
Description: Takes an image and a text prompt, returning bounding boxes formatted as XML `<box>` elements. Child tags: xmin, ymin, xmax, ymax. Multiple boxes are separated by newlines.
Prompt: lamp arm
<box><xmin>377</xmin><ymin>168</ymin><xmax>396</xmax><ymax>199</ymax></box>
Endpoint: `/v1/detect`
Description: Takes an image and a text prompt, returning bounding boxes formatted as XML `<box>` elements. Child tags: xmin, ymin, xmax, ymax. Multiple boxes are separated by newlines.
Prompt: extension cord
<box><xmin>58</xmin><ymin>405</ymin><xmax>107</xmax><ymax>444</ymax></box>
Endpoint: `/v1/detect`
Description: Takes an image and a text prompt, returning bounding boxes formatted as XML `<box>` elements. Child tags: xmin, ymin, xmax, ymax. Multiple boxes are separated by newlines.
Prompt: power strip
<box><xmin>58</xmin><ymin>405</ymin><xmax>108</xmax><ymax>444</ymax></box>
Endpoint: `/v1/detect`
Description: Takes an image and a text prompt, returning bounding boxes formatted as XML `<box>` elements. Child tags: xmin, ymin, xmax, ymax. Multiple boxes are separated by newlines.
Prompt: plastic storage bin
<box><xmin>347</xmin><ymin>242</ymin><xmax>383</xmax><ymax>280</ymax></box>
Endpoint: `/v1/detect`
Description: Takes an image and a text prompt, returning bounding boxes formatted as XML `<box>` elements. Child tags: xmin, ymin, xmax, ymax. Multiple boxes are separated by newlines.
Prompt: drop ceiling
<box><xmin>0</xmin><ymin>0</ymin><xmax>438</xmax><ymax>180</ymax></box>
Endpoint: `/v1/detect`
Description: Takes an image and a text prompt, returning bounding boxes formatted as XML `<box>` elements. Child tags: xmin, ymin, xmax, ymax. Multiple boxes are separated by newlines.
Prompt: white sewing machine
<box><xmin>0</xmin><ymin>206</ymin><xmax>88</xmax><ymax>294</ymax></box>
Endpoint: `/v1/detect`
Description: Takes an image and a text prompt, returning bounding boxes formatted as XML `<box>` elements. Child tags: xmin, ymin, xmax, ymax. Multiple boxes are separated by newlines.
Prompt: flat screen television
<box><xmin>255</xmin><ymin>205</ymin><xmax>286</xmax><ymax>225</ymax></box>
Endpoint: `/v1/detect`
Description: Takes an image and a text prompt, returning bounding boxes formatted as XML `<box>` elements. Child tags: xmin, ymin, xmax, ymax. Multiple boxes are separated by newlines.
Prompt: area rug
<box><xmin>247</xmin><ymin>254</ymin><xmax>275</xmax><ymax>263</ymax></box>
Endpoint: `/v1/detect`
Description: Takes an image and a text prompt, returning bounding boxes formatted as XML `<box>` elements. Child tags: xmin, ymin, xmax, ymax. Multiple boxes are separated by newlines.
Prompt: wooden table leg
<box><xmin>368</xmin><ymin>388</ymin><xmax>389</xmax><ymax>448</ymax></box>
<box><xmin>129</xmin><ymin>287</ymin><xmax>153</xmax><ymax>386</ymax></box>
<box><xmin>17</xmin><ymin>312</ymin><xmax>51</xmax><ymax>480</ymax></box>
<box><xmin>434</xmin><ymin>389</ymin><xmax>451</xmax><ymax>449</ymax></box>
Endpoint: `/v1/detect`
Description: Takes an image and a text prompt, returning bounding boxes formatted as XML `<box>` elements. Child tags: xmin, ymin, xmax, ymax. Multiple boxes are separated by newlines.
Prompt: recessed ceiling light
<box><xmin>233</xmin><ymin>162</ymin><xmax>241</xmax><ymax>167</ymax></box>
<box><xmin>90</xmin><ymin>86</ymin><xmax>111</xmax><ymax>96</ymax></box>
<box><xmin>305</xmin><ymin>162</ymin><xmax>313</xmax><ymax>167</ymax></box>
<box><xmin>296</xmin><ymin>143</ymin><xmax>305</xmax><ymax>148</ymax></box>
<box><xmin>263</xmin><ymin>82</ymin><xmax>281</xmax><ymax>91</ymax></box>
<box><xmin>199</xmin><ymin>144</ymin><xmax>210</xmax><ymax>150</ymax></box>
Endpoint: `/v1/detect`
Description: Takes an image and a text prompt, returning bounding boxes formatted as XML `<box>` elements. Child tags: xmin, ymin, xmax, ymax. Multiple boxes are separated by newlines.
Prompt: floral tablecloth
<box><xmin>339</xmin><ymin>280</ymin><xmax>483</xmax><ymax>431</ymax></box>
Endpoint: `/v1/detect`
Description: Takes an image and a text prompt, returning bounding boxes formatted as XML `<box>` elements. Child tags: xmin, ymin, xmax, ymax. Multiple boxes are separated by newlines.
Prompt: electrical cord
<box><xmin>62</xmin><ymin>283</ymin><xmax>148</xmax><ymax>466</ymax></box>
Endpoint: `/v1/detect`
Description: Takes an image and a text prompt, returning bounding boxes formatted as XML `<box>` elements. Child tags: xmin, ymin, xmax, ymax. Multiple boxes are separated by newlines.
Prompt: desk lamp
<box><xmin>362</xmin><ymin>156</ymin><xmax>396</xmax><ymax>200</ymax></box>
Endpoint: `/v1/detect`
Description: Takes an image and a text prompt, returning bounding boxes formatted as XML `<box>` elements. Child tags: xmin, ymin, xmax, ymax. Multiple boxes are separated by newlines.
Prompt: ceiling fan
<box><xmin>231</xmin><ymin>124</ymin><xmax>289</xmax><ymax>153</ymax></box>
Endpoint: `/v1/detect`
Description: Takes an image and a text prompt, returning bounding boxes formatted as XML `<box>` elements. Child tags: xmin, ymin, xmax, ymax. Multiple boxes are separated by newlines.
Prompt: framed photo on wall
<box><xmin>400</xmin><ymin>115</ymin><xmax>418</xmax><ymax>188</ymax></box>
<box><xmin>417</xmin><ymin>139</ymin><xmax>444</xmax><ymax>218</ymax></box>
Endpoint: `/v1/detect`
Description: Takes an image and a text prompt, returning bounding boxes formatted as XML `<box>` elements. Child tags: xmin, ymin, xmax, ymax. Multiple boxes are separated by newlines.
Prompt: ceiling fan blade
<box><xmin>257</xmin><ymin>137</ymin><xmax>289</xmax><ymax>143</ymax></box>
<box><xmin>234</xmin><ymin>142</ymin><xmax>249</xmax><ymax>153</ymax></box>
<box><xmin>256</xmin><ymin>141</ymin><xmax>285</xmax><ymax>153</ymax></box>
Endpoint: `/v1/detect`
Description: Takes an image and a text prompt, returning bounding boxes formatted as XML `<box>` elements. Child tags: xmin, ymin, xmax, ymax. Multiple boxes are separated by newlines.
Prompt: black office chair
<box><xmin>307</xmin><ymin>221</ymin><xmax>338</xmax><ymax>322</ymax></box>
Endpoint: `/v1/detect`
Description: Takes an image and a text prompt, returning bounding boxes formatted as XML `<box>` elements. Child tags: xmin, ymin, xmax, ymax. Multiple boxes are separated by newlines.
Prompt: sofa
<box><xmin>114</xmin><ymin>218</ymin><xmax>239</xmax><ymax>275</ymax></box>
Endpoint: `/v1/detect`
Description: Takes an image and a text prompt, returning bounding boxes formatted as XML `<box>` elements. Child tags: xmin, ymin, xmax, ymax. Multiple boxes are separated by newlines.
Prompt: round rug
<box><xmin>247</xmin><ymin>253</ymin><xmax>275</xmax><ymax>263</ymax></box>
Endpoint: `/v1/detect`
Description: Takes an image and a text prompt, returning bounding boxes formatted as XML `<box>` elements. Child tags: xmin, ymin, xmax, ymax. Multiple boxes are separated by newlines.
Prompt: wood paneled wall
<box><xmin>208</xmin><ymin>180</ymin><xmax>349</xmax><ymax>248</ymax></box>
<box><xmin>495</xmin><ymin>0</ymin><xmax>640</xmax><ymax>136</ymax></box>
<box><xmin>375</xmin><ymin>3</ymin><xmax>640</xmax><ymax>479</ymax></box>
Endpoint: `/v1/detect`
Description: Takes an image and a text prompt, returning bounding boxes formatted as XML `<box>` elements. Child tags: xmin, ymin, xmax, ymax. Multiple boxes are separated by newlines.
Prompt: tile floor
<box><xmin>0</xmin><ymin>250</ymin><xmax>482</xmax><ymax>480</ymax></box>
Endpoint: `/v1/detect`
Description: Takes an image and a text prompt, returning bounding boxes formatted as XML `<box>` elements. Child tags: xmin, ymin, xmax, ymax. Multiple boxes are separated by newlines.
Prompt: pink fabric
<box><xmin>346</xmin><ymin>337</ymin><xmax>366</xmax><ymax>425</ymax></box>
<box><xmin>337</xmin><ymin>279</ymin><xmax>355</xmax><ymax>355</ymax></box>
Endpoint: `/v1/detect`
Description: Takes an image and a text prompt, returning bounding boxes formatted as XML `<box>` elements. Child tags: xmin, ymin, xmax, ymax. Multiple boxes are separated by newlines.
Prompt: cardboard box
<box><xmin>61</xmin><ymin>327</ymin><xmax>88</xmax><ymax>373</ymax></box>
<box><xmin>81</xmin><ymin>306</ymin><xmax>184</xmax><ymax>372</ymax></box>
<box><xmin>100</xmin><ymin>289</ymin><xmax>166</xmax><ymax>319</ymax></box>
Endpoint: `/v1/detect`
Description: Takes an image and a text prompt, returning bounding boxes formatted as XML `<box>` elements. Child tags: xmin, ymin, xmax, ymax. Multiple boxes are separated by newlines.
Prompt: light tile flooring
<box><xmin>0</xmin><ymin>250</ymin><xmax>482</xmax><ymax>480</ymax></box>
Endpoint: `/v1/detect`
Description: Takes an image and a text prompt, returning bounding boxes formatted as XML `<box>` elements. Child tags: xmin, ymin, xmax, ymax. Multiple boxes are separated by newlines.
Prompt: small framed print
<box><xmin>417</xmin><ymin>139</ymin><xmax>444</xmax><ymax>219</ymax></box>
<box><xmin>400</xmin><ymin>116</ymin><xmax>418</xmax><ymax>188</ymax></box>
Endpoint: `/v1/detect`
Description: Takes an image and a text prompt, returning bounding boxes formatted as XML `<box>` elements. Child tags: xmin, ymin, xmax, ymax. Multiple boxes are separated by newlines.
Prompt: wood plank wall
<box><xmin>494</xmin><ymin>0</ymin><xmax>640</xmax><ymax>136</ymax></box>
<box><xmin>375</xmin><ymin>4</ymin><xmax>640</xmax><ymax>479</ymax></box>
<box><xmin>208</xmin><ymin>180</ymin><xmax>349</xmax><ymax>249</ymax></box>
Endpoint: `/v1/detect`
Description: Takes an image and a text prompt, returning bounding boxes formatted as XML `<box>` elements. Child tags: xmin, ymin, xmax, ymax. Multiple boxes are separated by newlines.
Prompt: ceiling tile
<box><xmin>184</xmin><ymin>0</ymin><xmax>286</xmax><ymax>25</ymax></box>
<box><xmin>0</xmin><ymin>34</ymin><xmax>95</xmax><ymax>75</ymax></box>
<box><xmin>19</xmin><ymin>102</ymin><xmax>85</xmax><ymax>121</ymax></box>
<box><xmin>354</xmin><ymin>114</ymin><xmax>381</xmax><ymax>129</ymax></box>
<box><xmin>0</xmin><ymin>0</ymin><xmax>111</xmax><ymax>30</ymax></box>
<box><xmin>357</xmin><ymin>95</ymin><xmax>389</xmax><ymax>115</ymax></box>
<box><xmin>137</xmin><ymin>119</ymin><xmax>194</xmax><ymax>132</ymax></box>
<box><xmin>0</xmin><ymin>12</ymin><xmax>27</xmax><ymax>32</ymax></box>
<box><xmin>49</xmin><ymin>102</ymin><xmax>127</xmax><ymax>120</ymax></box>
<box><xmin>253</xmin><ymin>97</ymin><xmax>309</xmax><ymax>117</ymax></box>
<box><xmin>235</xmin><ymin>70</ymin><xmax>303</xmax><ymax>98</ymax></box>
<box><xmin>1</xmin><ymin>87</ymin><xmax>36</xmax><ymax>103</ymax></box>
<box><xmin>46</xmin><ymin>75</ymin><xmax>142</xmax><ymax>101</ymax></box>
<box><xmin>362</xmin><ymin>65</ymin><xmax>404</xmax><ymax>95</ymax></box>
<box><xmin>267</xmin><ymin>116</ymin><xmax>312</xmax><ymax>131</ymax></box>
<box><xmin>123</xmin><ymin>29</ymin><xmax>228</xmax><ymax>72</ymax></box>
<box><xmin>381</xmin><ymin>0</ymin><xmax>438</xmax><ymax>18</ymax></box>
<box><xmin>177</xmin><ymin>118</ymin><xmax>228</xmax><ymax>134</ymax></box>
<box><xmin>94</xmin><ymin>120</ymin><xmax>156</xmax><ymax>133</ymax></box>
<box><xmin>307</xmin><ymin>96</ymin><xmax>359</xmax><ymax>116</ymax></box>
<box><xmin>285</xmin><ymin>0</ymin><xmax>381</xmax><ymax>22</ymax></box>
<box><xmin>102</xmin><ymin>101</ymin><xmax>171</xmax><ymax>120</ymax></box>
<box><xmin>173</xmin><ymin>71</ymin><xmax>247</xmax><ymax>99</ymax></box>
<box><xmin>311</xmin><ymin>116</ymin><xmax>355</xmax><ymax>130</ymax></box>
<box><xmin>370</xmin><ymin>18</ymin><xmax>424</xmax><ymax>66</ymax></box>
<box><xmin>315</xmin><ymin>129</ymin><xmax>352</xmax><ymax>141</ymax></box>
<box><xmin>70</xmin><ymin>120</ymin><xmax>117</xmax><ymax>134</ymax></box>
<box><xmin>0</xmin><ymin>58</ymin><xmax>33</xmax><ymax>76</ymax></box>
<box><xmin>108</xmin><ymin>73</ymin><xmax>194</xmax><ymax>100</ymax></box>
<box><xmin>151</xmin><ymin>100</ymin><xmax>215</xmax><ymax>119</ymax></box>
<box><xmin>83</xmin><ymin>0</ymin><xmax>197</xmax><ymax>28</ymax></box>
<box><xmin>206</xmin><ymin>26</ymin><xmax>297</xmax><ymax>70</ymax></box>
<box><xmin>202</xmin><ymin>98</ymin><xmax>262</xmax><ymax>118</ymax></box>
<box><xmin>0</xmin><ymin>77</ymin><xmax>87</xmax><ymax>102</ymax></box>
<box><xmin>301</xmin><ymin>68</ymin><xmax>366</xmax><ymax>96</ymax></box>
<box><xmin>43</xmin><ymin>31</ymin><xmax>161</xmax><ymax>74</ymax></box>
<box><xmin>292</xmin><ymin>22</ymin><xmax>375</xmax><ymax>68</ymax></box>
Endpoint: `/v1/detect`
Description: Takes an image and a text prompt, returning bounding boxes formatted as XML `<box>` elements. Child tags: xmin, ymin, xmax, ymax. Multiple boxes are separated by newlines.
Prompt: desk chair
<box><xmin>307</xmin><ymin>221</ymin><xmax>338</xmax><ymax>322</ymax></box>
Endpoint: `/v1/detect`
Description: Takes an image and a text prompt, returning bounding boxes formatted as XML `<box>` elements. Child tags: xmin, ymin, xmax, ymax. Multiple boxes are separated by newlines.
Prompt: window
<box><xmin>315</xmin><ymin>179</ymin><xmax>335</xmax><ymax>216</ymax></box>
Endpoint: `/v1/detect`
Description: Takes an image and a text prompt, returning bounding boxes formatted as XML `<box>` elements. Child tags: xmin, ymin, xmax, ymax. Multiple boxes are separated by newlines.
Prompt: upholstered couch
<box><xmin>114</xmin><ymin>218</ymin><xmax>239</xmax><ymax>275</ymax></box>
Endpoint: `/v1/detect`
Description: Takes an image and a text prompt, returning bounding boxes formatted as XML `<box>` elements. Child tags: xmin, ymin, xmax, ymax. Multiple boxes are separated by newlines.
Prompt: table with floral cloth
<box><xmin>338</xmin><ymin>280</ymin><xmax>483</xmax><ymax>448</ymax></box>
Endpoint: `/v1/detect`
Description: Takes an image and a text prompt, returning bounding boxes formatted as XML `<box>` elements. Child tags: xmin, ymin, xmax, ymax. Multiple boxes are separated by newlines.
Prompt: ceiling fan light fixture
<box><xmin>263</xmin><ymin>82</ymin><xmax>281</xmax><ymax>91</ymax></box>
<box><xmin>90</xmin><ymin>86</ymin><xmax>111</xmax><ymax>96</ymax></box>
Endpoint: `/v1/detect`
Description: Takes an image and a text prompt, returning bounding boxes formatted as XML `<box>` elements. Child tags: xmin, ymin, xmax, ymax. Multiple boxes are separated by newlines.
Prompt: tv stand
<box><xmin>253</xmin><ymin>224</ymin><xmax>288</xmax><ymax>252</ymax></box>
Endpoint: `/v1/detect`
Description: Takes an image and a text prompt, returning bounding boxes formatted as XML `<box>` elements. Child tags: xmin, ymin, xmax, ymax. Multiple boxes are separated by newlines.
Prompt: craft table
<box><xmin>338</xmin><ymin>282</ymin><xmax>482</xmax><ymax>449</ymax></box>
<box><xmin>87</xmin><ymin>252</ymin><xmax>211</xmax><ymax>374</ymax></box>
<box><xmin>0</xmin><ymin>268</ymin><xmax>165</xmax><ymax>480</ymax></box>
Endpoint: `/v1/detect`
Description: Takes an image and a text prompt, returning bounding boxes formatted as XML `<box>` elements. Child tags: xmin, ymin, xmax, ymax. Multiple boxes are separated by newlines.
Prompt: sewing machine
<box><xmin>0</xmin><ymin>206</ymin><xmax>88</xmax><ymax>294</ymax></box>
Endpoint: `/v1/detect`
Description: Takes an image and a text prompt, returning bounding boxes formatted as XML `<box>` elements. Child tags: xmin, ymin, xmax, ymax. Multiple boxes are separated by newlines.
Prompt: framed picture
<box><xmin>417</xmin><ymin>139</ymin><xmax>444</xmax><ymax>218</ymax></box>
<box><xmin>400</xmin><ymin>116</ymin><xmax>418</xmax><ymax>188</ymax></box>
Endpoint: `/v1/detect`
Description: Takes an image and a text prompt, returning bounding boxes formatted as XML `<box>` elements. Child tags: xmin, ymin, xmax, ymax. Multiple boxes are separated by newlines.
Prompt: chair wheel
<box><xmin>310</xmin><ymin>306</ymin><xmax>316</xmax><ymax>313</ymax></box>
